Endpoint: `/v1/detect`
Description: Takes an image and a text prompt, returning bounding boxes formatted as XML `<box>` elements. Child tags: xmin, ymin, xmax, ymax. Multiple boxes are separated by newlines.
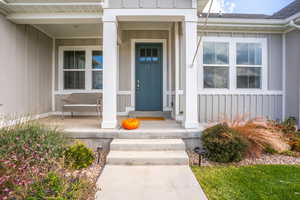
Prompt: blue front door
<box><xmin>135</xmin><ymin>43</ymin><xmax>163</xmax><ymax>111</ymax></box>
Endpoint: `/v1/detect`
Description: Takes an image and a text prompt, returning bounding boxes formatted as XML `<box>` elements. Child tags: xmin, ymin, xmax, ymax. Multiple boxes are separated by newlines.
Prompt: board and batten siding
<box><xmin>285</xmin><ymin>30</ymin><xmax>300</xmax><ymax>122</ymax></box>
<box><xmin>108</xmin><ymin>0</ymin><xmax>193</xmax><ymax>9</ymax></box>
<box><xmin>0</xmin><ymin>14</ymin><xmax>53</xmax><ymax>116</ymax></box>
<box><xmin>198</xmin><ymin>94</ymin><xmax>283</xmax><ymax>123</ymax></box>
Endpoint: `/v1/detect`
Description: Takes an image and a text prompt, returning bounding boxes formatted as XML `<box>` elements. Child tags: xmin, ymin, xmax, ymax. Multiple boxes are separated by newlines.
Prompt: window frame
<box><xmin>199</xmin><ymin>37</ymin><xmax>268</xmax><ymax>93</ymax></box>
<box><xmin>58</xmin><ymin>46</ymin><xmax>103</xmax><ymax>93</ymax></box>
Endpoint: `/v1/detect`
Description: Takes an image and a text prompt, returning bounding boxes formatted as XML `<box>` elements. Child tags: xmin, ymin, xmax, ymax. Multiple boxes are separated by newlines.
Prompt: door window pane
<box><xmin>203</xmin><ymin>42</ymin><xmax>229</xmax><ymax>65</ymax></box>
<box><xmin>237</xmin><ymin>43</ymin><xmax>262</xmax><ymax>65</ymax></box>
<box><xmin>237</xmin><ymin>67</ymin><xmax>261</xmax><ymax>89</ymax></box>
<box><xmin>204</xmin><ymin>67</ymin><xmax>229</xmax><ymax>88</ymax></box>
<box><xmin>92</xmin><ymin>71</ymin><xmax>103</xmax><ymax>89</ymax></box>
<box><xmin>152</xmin><ymin>48</ymin><xmax>159</xmax><ymax>62</ymax></box>
<box><xmin>92</xmin><ymin>51</ymin><xmax>103</xmax><ymax>69</ymax></box>
<box><xmin>64</xmin><ymin>71</ymin><xmax>85</xmax><ymax>89</ymax></box>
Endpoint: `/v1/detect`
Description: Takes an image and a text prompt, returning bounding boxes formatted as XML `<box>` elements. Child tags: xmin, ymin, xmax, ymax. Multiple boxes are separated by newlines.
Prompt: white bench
<box><xmin>62</xmin><ymin>93</ymin><xmax>102</xmax><ymax>118</ymax></box>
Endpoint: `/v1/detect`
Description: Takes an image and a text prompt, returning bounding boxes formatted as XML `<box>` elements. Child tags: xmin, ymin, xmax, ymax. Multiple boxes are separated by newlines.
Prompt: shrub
<box><xmin>0</xmin><ymin>123</ymin><xmax>67</xmax><ymax>199</ymax></box>
<box><xmin>290</xmin><ymin>138</ymin><xmax>300</xmax><ymax>152</ymax></box>
<box><xmin>202</xmin><ymin>123</ymin><xmax>249</xmax><ymax>163</ymax></box>
<box><xmin>280</xmin><ymin>117</ymin><xmax>297</xmax><ymax>134</ymax></box>
<box><xmin>0</xmin><ymin>123</ymin><xmax>66</xmax><ymax>161</ymax></box>
<box><xmin>25</xmin><ymin>172</ymin><xmax>91</xmax><ymax>200</ymax></box>
<box><xmin>264</xmin><ymin>145</ymin><xmax>278</xmax><ymax>154</ymax></box>
<box><xmin>231</xmin><ymin>120</ymin><xmax>290</xmax><ymax>157</ymax></box>
<box><xmin>64</xmin><ymin>141</ymin><xmax>95</xmax><ymax>170</ymax></box>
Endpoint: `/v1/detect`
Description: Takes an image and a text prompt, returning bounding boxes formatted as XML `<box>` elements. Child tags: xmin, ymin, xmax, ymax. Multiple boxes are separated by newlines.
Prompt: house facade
<box><xmin>0</xmin><ymin>0</ymin><xmax>300</xmax><ymax>129</ymax></box>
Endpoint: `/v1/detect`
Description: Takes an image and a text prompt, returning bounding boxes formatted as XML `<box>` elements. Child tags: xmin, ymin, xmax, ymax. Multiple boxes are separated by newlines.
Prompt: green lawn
<box><xmin>192</xmin><ymin>165</ymin><xmax>300</xmax><ymax>200</ymax></box>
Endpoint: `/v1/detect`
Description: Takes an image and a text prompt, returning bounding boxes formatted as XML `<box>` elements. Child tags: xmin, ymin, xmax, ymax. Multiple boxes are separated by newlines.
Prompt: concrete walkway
<box><xmin>95</xmin><ymin>139</ymin><xmax>207</xmax><ymax>200</ymax></box>
<box><xmin>95</xmin><ymin>165</ymin><xmax>208</xmax><ymax>200</ymax></box>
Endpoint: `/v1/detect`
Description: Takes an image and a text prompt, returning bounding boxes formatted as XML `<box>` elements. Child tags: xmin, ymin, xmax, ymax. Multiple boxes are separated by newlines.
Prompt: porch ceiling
<box><xmin>34</xmin><ymin>23</ymin><xmax>102</xmax><ymax>38</ymax></box>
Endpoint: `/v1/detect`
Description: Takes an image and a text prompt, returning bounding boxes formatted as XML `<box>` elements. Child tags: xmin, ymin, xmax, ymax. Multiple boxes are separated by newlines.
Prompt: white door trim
<box><xmin>130</xmin><ymin>39</ymin><xmax>168</xmax><ymax>111</ymax></box>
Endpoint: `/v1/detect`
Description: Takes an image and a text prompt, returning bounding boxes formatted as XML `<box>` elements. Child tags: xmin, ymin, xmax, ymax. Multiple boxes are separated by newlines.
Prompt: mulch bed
<box><xmin>187</xmin><ymin>151</ymin><xmax>300</xmax><ymax>166</ymax></box>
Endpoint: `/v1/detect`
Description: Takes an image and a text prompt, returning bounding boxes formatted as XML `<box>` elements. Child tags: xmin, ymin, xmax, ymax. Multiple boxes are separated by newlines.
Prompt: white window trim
<box><xmin>199</xmin><ymin>37</ymin><xmax>268</xmax><ymax>93</ymax></box>
<box><xmin>58</xmin><ymin>46</ymin><xmax>103</xmax><ymax>93</ymax></box>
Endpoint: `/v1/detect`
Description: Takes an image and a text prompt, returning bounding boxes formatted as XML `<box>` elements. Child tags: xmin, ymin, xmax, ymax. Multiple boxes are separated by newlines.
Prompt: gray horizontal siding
<box><xmin>109</xmin><ymin>0</ymin><xmax>192</xmax><ymax>8</ymax></box>
<box><xmin>197</xmin><ymin>94</ymin><xmax>283</xmax><ymax>123</ymax></box>
<box><xmin>0</xmin><ymin>14</ymin><xmax>52</xmax><ymax>116</ymax></box>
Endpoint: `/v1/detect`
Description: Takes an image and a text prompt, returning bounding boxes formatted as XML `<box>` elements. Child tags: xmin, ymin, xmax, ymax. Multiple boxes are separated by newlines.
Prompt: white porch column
<box><xmin>102</xmin><ymin>15</ymin><xmax>118</xmax><ymax>129</ymax></box>
<box><xmin>182</xmin><ymin>18</ymin><xmax>199</xmax><ymax>129</ymax></box>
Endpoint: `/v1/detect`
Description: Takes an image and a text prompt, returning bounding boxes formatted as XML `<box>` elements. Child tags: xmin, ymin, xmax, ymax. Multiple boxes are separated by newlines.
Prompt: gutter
<box><xmin>0</xmin><ymin>1</ymin><xmax>104</xmax><ymax>6</ymax></box>
<box><xmin>11</xmin><ymin>3</ymin><xmax>103</xmax><ymax>6</ymax></box>
<box><xmin>198</xmin><ymin>15</ymin><xmax>300</xmax><ymax>31</ymax></box>
<box><xmin>288</xmin><ymin>20</ymin><xmax>300</xmax><ymax>30</ymax></box>
<box><xmin>0</xmin><ymin>0</ymin><xmax>9</xmax><ymax>15</ymax></box>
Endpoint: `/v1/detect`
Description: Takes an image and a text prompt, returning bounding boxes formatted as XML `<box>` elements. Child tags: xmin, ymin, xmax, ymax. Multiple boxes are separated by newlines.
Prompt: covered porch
<box><xmin>14</xmin><ymin>10</ymin><xmax>200</xmax><ymax>129</ymax></box>
<box><xmin>0</xmin><ymin>0</ymin><xmax>203</xmax><ymax>130</ymax></box>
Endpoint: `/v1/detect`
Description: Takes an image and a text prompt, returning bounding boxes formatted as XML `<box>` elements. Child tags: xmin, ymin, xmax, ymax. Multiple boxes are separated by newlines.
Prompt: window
<box><xmin>92</xmin><ymin>51</ymin><xmax>103</xmax><ymax>89</ymax></box>
<box><xmin>201</xmin><ymin>38</ymin><xmax>266</xmax><ymax>91</ymax></box>
<box><xmin>60</xmin><ymin>47</ymin><xmax>103</xmax><ymax>91</ymax></box>
<box><xmin>63</xmin><ymin>51</ymin><xmax>86</xmax><ymax>89</ymax></box>
<box><xmin>236</xmin><ymin>43</ymin><xmax>262</xmax><ymax>89</ymax></box>
<box><xmin>139</xmin><ymin>48</ymin><xmax>160</xmax><ymax>63</ymax></box>
<box><xmin>203</xmin><ymin>42</ymin><xmax>229</xmax><ymax>88</ymax></box>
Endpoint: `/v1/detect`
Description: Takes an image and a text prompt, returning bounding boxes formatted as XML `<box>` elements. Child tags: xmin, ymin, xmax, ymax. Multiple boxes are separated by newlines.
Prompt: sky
<box><xmin>204</xmin><ymin>0</ymin><xmax>295</xmax><ymax>15</ymax></box>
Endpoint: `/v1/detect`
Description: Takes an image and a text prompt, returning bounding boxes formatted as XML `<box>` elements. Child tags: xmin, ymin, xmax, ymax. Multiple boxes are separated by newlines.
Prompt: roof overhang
<box><xmin>7</xmin><ymin>12</ymin><xmax>102</xmax><ymax>24</ymax></box>
<box><xmin>198</xmin><ymin>11</ymin><xmax>300</xmax><ymax>33</ymax></box>
<box><xmin>0</xmin><ymin>0</ymin><xmax>103</xmax><ymax>24</ymax></box>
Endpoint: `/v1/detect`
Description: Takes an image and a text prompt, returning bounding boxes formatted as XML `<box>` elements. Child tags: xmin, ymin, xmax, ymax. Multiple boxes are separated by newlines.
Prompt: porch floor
<box><xmin>38</xmin><ymin>116</ymin><xmax>202</xmax><ymax>139</ymax></box>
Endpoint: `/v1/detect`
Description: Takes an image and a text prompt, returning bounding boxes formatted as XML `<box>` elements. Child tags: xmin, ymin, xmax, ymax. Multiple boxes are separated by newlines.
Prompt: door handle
<box><xmin>137</xmin><ymin>80</ymin><xmax>140</xmax><ymax>89</ymax></box>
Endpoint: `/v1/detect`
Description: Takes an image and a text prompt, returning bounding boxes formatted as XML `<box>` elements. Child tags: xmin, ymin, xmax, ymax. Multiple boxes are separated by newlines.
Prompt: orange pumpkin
<box><xmin>122</xmin><ymin>118</ymin><xmax>140</xmax><ymax>130</ymax></box>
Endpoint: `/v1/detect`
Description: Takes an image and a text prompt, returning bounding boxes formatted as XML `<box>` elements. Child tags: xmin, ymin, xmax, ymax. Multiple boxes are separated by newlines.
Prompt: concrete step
<box><xmin>107</xmin><ymin>150</ymin><xmax>189</xmax><ymax>165</ymax></box>
<box><xmin>128</xmin><ymin>111</ymin><xmax>171</xmax><ymax>119</ymax></box>
<box><xmin>110</xmin><ymin>139</ymin><xmax>185</xmax><ymax>151</ymax></box>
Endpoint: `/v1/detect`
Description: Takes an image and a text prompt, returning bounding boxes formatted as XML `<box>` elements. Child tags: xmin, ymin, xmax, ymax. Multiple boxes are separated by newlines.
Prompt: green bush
<box><xmin>64</xmin><ymin>141</ymin><xmax>95</xmax><ymax>170</ymax></box>
<box><xmin>25</xmin><ymin>172</ymin><xmax>90</xmax><ymax>200</ymax></box>
<box><xmin>202</xmin><ymin>123</ymin><xmax>249</xmax><ymax>163</ymax></box>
